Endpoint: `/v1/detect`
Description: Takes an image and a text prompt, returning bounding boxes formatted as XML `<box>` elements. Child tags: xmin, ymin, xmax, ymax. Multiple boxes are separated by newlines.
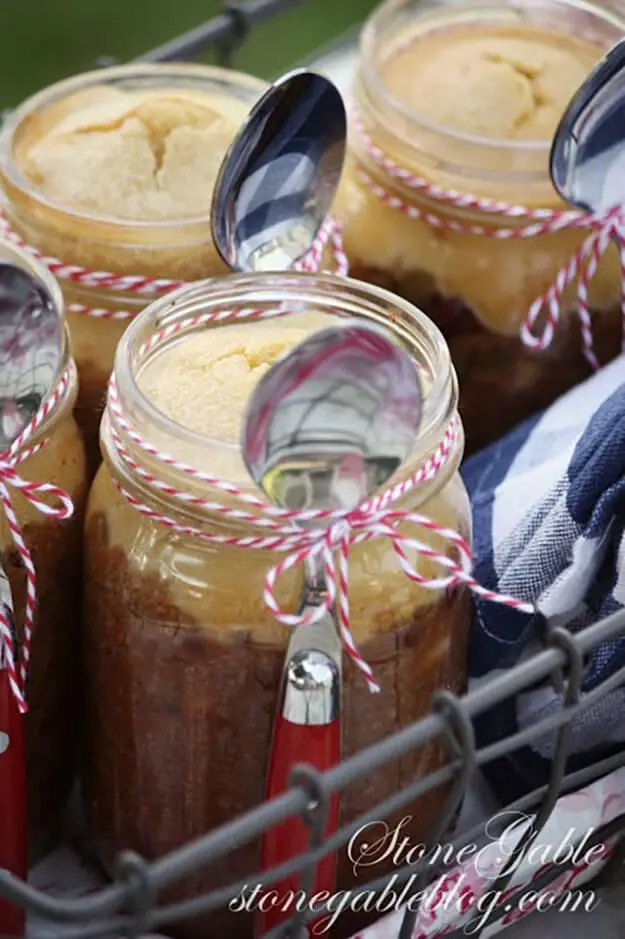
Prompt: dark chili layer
<box><xmin>3</xmin><ymin>485</ymin><xmax>86</xmax><ymax>857</ymax></box>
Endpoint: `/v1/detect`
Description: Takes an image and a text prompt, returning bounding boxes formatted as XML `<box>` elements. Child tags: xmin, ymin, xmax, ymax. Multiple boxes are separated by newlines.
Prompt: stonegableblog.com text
<box><xmin>229</xmin><ymin>873</ymin><xmax>599</xmax><ymax>934</ymax></box>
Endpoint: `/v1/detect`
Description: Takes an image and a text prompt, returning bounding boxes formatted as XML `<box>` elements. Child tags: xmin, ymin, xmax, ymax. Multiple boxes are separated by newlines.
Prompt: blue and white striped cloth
<box><xmin>462</xmin><ymin>353</ymin><xmax>625</xmax><ymax>801</ymax></box>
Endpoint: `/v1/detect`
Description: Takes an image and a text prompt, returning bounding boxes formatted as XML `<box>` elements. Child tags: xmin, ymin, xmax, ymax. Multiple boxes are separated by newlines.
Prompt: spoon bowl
<box><xmin>242</xmin><ymin>320</ymin><xmax>423</xmax><ymax>513</ymax></box>
<box><xmin>0</xmin><ymin>261</ymin><xmax>62</xmax><ymax>452</ymax></box>
<box><xmin>211</xmin><ymin>69</ymin><xmax>347</xmax><ymax>273</ymax></box>
<box><xmin>551</xmin><ymin>39</ymin><xmax>625</xmax><ymax>213</ymax></box>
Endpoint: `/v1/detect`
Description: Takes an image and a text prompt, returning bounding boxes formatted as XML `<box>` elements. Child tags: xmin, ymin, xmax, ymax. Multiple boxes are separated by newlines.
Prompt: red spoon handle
<box><xmin>0</xmin><ymin>670</ymin><xmax>26</xmax><ymax>938</ymax></box>
<box><xmin>257</xmin><ymin>715</ymin><xmax>340</xmax><ymax>937</ymax></box>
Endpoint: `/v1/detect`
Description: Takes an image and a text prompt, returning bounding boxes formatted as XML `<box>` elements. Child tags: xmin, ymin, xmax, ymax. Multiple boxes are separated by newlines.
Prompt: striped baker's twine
<box><xmin>0</xmin><ymin>367</ymin><xmax>74</xmax><ymax>713</ymax></box>
<box><xmin>0</xmin><ymin>214</ymin><xmax>348</xmax><ymax>321</ymax></box>
<box><xmin>105</xmin><ymin>308</ymin><xmax>535</xmax><ymax>693</ymax></box>
<box><xmin>354</xmin><ymin>115</ymin><xmax>625</xmax><ymax>370</ymax></box>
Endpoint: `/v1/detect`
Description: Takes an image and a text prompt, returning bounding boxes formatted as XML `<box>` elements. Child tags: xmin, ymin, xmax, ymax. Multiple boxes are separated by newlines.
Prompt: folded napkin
<box><xmin>462</xmin><ymin>354</ymin><xmax>625</xmax><ymax>802</ymax></box>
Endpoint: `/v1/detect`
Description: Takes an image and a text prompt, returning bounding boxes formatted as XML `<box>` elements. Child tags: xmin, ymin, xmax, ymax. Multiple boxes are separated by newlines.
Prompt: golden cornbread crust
<box><xmin>137</xmin><ymin>315</ymin><xmax>339</xmax><ymax>452</ymax></box>
<box><xmin>383</xmin><ymin>26</ymin><xmax>599</xmax><ymax>143</ymax></box>
<box><xmin>14</xmin><ymin>86</ymin><xmax>250</xmax><ymax>222</ymax></box>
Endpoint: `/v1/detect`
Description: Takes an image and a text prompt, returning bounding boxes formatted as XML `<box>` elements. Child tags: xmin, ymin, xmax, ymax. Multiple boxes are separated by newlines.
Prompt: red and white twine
<box><xmin>0</xmin><ymin>214</ymin><xmax>348</xmax><ymax>321</ymax></box>
<box><xmin>107</xmin><ymin>306</ymin><xmax>535</xmax><ymax>694</ymax></box>
<box><xmin>354</xmin><ymin>117</ymin><xmax>625</xmax><ymax>369</ymax></box>
<box><xmin>2</xmin><ymin>115</ymin><xmax>624</xmax><ymax>362</ymax></box>
<box><xmin>0</xmin><ymin>369</ymin><xmax>74</xmax><ymax>713</ymax></box>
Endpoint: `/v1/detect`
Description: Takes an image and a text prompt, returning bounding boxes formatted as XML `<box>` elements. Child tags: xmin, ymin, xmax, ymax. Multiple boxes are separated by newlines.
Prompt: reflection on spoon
<box><xmin>211</xmin><ymin>69</ymin><xmax>346</xmax><ymax>273</ymax></box>
<box><xmin>0</xmin><ymin>263</ymin><xmax>61</xmax><ymax>451</ymax></box>
<box><xmin>243</xmin><ymin>321</ymin><xmax>424</xmax><ymax>512</ymax></box>
<box><xmin>551</xmin><ymin>39</ymin><xmax>625</xmax><ymax>213</ymax></box>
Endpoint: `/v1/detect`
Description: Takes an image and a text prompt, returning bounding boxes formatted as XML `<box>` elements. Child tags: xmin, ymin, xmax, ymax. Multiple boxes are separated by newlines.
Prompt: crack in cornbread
<box><xmin>16</xmin><ymin>87</ymin><xmax>250</xmax><ymax>221</ymax></box>
<box><xmin>383</xmin><ymin>26</ymin><xmax>599</xmax><ymax>142</ymax></box>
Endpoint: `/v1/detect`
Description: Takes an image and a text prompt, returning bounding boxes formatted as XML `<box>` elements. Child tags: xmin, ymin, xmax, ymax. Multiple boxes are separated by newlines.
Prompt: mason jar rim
<box><xmin>0</xmin><ymin>62</ymin><xmax>268</xmax><ymax>236</ymax></box>
<box><xmin>112</xmin><ymin>271</ymin><xmax>458</xmax><ymax>489</ymax></box>
<box><xmin>358</xmin><ymin>0</ymin><xmax>625</xmax><ymax>178</ymax></box>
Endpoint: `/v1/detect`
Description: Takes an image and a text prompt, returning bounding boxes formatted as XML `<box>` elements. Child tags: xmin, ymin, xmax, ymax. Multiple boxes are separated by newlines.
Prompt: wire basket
<box><xmin>1</xmin><ymin>605</ymin><xmax>624</xmax><ymax>938</ymax></box>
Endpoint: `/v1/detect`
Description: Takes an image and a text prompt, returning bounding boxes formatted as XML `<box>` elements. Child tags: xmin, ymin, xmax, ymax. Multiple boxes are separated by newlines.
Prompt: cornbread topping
<box><xmin>138</xmin><ymin>314</ymin><xmax>337</xmax><ymax>447</ymax></box>
<box><xmin>16</xmin><ymin>87</ymin><xmax>250</xmax><ymax>221</ymax></box>
<box><xmin>126</xmin><ymin>313</ymin><xmax>463</xmax><ymax>623</ymax></box>
<box><xmin>383</xmin><ymin>26</ymin><xmax>598</xmax><ymax>143</ymax></box>
<box><xmin>338</xmin><ymin>20</ymin><xmax>608</xmax><ymax>321</ymax></box>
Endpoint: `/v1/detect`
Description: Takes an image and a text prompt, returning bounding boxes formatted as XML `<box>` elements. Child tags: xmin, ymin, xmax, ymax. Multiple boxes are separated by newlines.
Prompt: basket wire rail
<box><xmin>2</xmin><ymin>604</ymin><xmax>625</xmax><ymax>937</ymax></box>
<box><xmin>3</xmin><ymin>1</ymin><xmax>625</xmax><ymax>936</ymax></box>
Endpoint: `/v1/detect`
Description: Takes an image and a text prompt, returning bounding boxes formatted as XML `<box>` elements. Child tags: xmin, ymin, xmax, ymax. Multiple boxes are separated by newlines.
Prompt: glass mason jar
<box><xmin>0</xmin><ymin>239</ymin><xmax>87</xmax><ymax>854</ymax></box>
<box><xmin>0</xmin><ymin>64</ymin><xmax>269</xmax><ymax>477</ymax></box>
<box><xmin>334</xmin><ymin>0</ymin><xmax>625</xmax><ymax>455</ymax></box>
<box><xmin>83</xmin><ymin>272</ymin><xmax>471</xmax><ymax>939</ymax></box>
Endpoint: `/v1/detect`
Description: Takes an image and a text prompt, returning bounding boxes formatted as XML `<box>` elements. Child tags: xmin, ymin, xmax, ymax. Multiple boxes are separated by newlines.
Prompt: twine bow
<box><xmin>262</xmin><ymin>502</ymin><xmax>534</xmax><ymax>692</ymax></box>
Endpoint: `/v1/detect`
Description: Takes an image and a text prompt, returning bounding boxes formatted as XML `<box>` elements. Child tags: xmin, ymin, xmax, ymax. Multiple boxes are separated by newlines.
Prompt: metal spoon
<box><xmin>211</xmin><ymin>68</ymin><xmax>346</xmax><ymax>272</ymax></box>
<box><xmin>210</xmin><ymin>66</ymin><xmax>347</xmax><ymax>629</ymax></box>
<box><xmin>211</xmin><ymin>67</ymin><xmax>348</xmax><ymax>934</ymax></box>
<box><xmin>0</xmin><ymin>261</ymin><xmax>62</xmax><ymax>450</ymax></box>
<box><xmin>0</xmin><ymin>259</ymin><xmax>61</xmax><ymax>938</ymax></box>
<box><xmin>211</xmin><ymin>65</ymin><xmax>348</xmax><ymax>642</ymax></box>
<box><xmin>242</xmin><ymin>320</ymin><xmax>422</xmax><ymax>938</ymax></box>
<box><xmin>211</xmin><ymin>69</ymin><xmax>348</xmax><ymax>936</ymax></box>
<box><xmin>551</xmin><ymin>38</ymin><xmax>625</xmax><ymax>213</ymax></box>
